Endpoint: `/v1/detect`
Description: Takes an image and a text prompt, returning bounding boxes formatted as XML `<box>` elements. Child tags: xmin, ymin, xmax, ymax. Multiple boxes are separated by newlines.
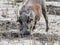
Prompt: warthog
<box><xmin>17</xmin><ymin>0</ymin><xmax>49</xmax><ymax>36</ymax></box>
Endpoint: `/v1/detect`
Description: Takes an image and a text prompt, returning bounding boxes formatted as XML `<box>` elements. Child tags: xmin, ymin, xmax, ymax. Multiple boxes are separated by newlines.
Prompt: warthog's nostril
<box><xmin>20</xmin><ymin>30</ymin><xmax>30</xmax><ymax>36</ymax></box>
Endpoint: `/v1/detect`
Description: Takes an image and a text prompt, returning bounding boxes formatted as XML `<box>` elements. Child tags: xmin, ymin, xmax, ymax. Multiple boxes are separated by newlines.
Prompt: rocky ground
<box><xmin>32</xmin><ymin>14</ymin><xmax>60</xmax><ymax>35</ymax></box>
<box><xmin>0</xmin><ymin>0</ymin><xmax>60</xmax><ymax>45</ymax></box>
<box><xmin>0</xmin><ymin>14</ymin><xmax>60</xmax><ymax>45</ymax></box>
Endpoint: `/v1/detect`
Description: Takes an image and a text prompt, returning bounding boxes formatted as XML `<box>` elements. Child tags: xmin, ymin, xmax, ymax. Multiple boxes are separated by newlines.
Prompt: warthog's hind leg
<box><xmin>42</xmin><ymin>6</ymin><xmax>49</xmax><ymax>32</ymax></box>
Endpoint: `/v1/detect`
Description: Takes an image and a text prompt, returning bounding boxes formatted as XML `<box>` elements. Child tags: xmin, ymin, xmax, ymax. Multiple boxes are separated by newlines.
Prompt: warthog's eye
<box><xmin>27</xmin><ymin>16</ymin><xmax>33</xmax><ymax>23</ymax></box>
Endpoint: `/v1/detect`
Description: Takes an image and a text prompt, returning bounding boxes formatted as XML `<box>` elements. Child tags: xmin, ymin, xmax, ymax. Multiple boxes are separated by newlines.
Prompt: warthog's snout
<box><xmin>17</xmin><ymin>14</ymin><xmax>33</xmax><ymax>36</ymax></box>
<box><xmin>20</xmin><ymin>28</ymin><xmax>30</xmax><ymax>36</ymax></box>
<box><xmin>20</xmin><ymin>22</ymin><xmax>30</xmax><ymax>36</ymax></box>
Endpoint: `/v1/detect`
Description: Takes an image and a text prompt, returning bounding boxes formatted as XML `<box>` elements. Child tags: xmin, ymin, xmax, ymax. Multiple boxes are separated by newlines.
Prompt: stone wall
<box><xmin>46</xmin><ymin>2</ymin><xmax>60</xmax><ymax>15</ymax></box>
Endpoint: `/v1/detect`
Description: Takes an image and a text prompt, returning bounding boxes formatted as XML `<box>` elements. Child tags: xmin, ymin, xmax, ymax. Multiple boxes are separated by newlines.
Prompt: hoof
<box><xmin>46</xmin><ymin>27</ymin><xmax>49</xmax><ymax>32</ymax></box>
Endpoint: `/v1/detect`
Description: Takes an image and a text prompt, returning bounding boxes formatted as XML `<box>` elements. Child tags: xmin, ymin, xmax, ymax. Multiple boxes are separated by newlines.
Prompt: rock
<box><xmin>11</xmin><ymin>32</ymin><xmax>19</xmax><ymax>38</ymax></box>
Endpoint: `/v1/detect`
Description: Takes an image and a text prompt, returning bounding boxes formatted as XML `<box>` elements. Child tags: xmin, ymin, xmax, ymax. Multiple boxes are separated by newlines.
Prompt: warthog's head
<box><xmin>17</xmin><ymin>12</ymin><xmax>33</xmax><ymax>36</ymax></box>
